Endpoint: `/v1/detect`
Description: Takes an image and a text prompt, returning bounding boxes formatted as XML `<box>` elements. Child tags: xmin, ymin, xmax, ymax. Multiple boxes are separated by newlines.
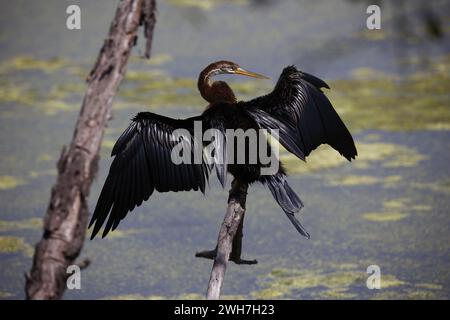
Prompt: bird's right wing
<box><xmin>89</xmin><ymin>112</ymin><xmax>211</xmax><ymax>239</ymax></box>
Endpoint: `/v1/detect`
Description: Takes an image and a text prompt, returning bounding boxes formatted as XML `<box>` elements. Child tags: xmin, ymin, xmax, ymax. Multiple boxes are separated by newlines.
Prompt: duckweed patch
<box><xmin>327</xmin><ymin>175</ymin><xmax>402</xmax><ymax>187</ymax></box>
<box><xmin>332</xmin><ymin>175</ymin><xmax>379</xmax><ymax>186</ymax></box>
<box><xmin>250</xmin><ymin>267</ymin><xmax>411</xmax><ymax>300</ymax></box>
<box><xmin>220</xmin><ymin>294</ymin><xmax>247</xmax><ymax>300</ymax></box>
<box><xmin>36</xmin><ymin>153</ymin><xmax>52</xmax><ymax>163</ymax></box>
<box><xmin>416</xmin><ymin>283</ymin><xmax>443</xmax><ymax>290</ymax></box>
<box><xmin>383</xmin><ymin>151</ymin><xmax>427</xmax><ymax>168</ymax></box>
<box><xmin>328</xmin><ymin>55</ymin><xmax>450</xmax><ymax>132</ymax></box>
<box><xmin>0</xmin><ymin>236</ymin><xmax>33</xmax><ymax>257</ymax></box>
<box><xmin>88</xmin><ymin>228</ymin><xmax>145</xmax><ymax>240</ymax></box>
<box><xmin>362</xmin><ymin>212</ymin><xmax>409</xmax><ymax>222</ymax></box>
<box><xmin>380</xmin><ymin>275</ymin><xmax>406</xmax><ymax>288</ymax></box>
<box><xmin>371</xmin><ymin>288</ymin><xmax>443</xmax><ymax>300</ymax></box>
<box><xmin>251</xmin><ymin>268</ymin><xmax>367</xmax><ymax>299</ymax></box>
<box><xmin>0</xmin><ymin>56</ymin><xmax>83</xmax><ymax>116</ymax></box>
<box><xmin>29</xmin><ymin>169</ymin><xmax>57</xmax><ymax>179</ymax></box>
<box><xmin>317</xmin><ymin>288</ymin><xmax>357</xmax><ymax>299</ymax></box>
<box><xmin>97</xmin><ymin>267</ymin><xmax>440</xmax><ymax>300</ymax></box>
<box><xmin>0</xmin><ymin>175</ymin><xmax>26</xmax><ymax>190</ymax></box>
<box><xmin>176</xmin><ymin>293</ymin><xmax>205</xmax><ymax>300</ymax></box>
<box><xmin>282</xmin><ymin>142</ymin><xmax>426</xmax><ymax>175</ymax></box>
<box><xmin>383</xmin><ymin>198</ymin><xmax>409</xmax><ymax>209</ymax></box>
<box><xmin>362</xmin><ymin>133</ymin><xmax>382</xmax><ymax>142</ymax></box>
<box><xmin>129</xmin><ymin>54</ymin><xmax>172</xmax><ymax>66</ymax></box>
<box><xmin>412</xmin><ymin>180</ymin><xmax>450</xmax><ymax>194</ymax></box>
<box><xmin>384</xmin><ymin>199</ymin><xmax>433</xmax><ymax>213</ymax></box>
<box><xmin>0</xmin><ymin>81</ymin><xmax>37</xmax><ymax>107</ymax></box>
<box><xmin>101</xmin><ymin>139</ymin><xmax>116</xmax><ymax>151</ymax></box>
<box><xmin>2</xmin><ymin>54</ymin><xmax>449</xmax><ymax>123</ymax></box>
<box><xmin>0</xmin><ymin>218</ymin><xmax>42</xmax><ymax>232</ymax></box>
<box><xmin>0</xmin><ymin>55</ymin><xmax>68</xmax><ymax>74</ymax></box>
<box><xmin>0</xmin><ymin>78</ymin><xmax>81</xmax><ymax>116</ymax></box>
<box><xmin>355</xmin><ymin>29</ymin><xmax>387</xmax><ymax>42</ymax></box>
<box><xmin>361</xmin><ymin>197</ymin><xmax>431</xmax><ymax>222</ymax></box>
<box><xmin>40</xmin><ymin>100</ymin><xmax>79</xmax><ymax>115</ymax></box>
<box><xmin>47</xmin><ymin>82</ymin><xmax>85</xmax><ymax>100</ymax></box>
<box><xmin>410</xmin><ymin>205</ymin><xmax>432</xmax><ymax>212</ymax></box>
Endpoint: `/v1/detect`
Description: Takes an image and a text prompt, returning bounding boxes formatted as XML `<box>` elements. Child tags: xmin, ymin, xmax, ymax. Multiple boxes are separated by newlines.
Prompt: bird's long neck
<box><xmin>198</xmin><ymin>67</ymin><xmax>236</xmax><ymax>105</ymax></box>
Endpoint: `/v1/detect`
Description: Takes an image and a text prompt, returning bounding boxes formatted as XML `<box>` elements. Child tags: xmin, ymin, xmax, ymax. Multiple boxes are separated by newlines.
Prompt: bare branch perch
<box><xmin>195</xmin><ymin>212</ymin><xmax>257</xmax><ymax>265</ymax></box>
<box><xmin>197</xmin><ymin>179</ymin><xmax>257</xmax><ymax>300</ymax></box>
<box><xmin>25</xmin><ymin>0</ymin><xmax>157</xmax><ymax>300</ymax></box>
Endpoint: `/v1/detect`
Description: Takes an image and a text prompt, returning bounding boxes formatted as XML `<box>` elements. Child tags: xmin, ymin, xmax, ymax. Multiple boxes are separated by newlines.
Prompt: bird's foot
<box><xmin>195</xmin><ymin>248</ymin><xmax>257</xmax><ymax>265</ymax></box>
<box><xmin>195</xmin><ymin>248</ymin><xmax>217</xmax><ymax>260</ymax></box>
<box><xmin>230</xmin><ymin>257</ymin><xmax>258</xmax><ymax>265</ymax></box>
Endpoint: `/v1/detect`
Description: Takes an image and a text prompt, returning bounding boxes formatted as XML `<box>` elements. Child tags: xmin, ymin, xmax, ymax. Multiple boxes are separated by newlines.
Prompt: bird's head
<box><xmin>198</xmin><ymin>61</ymin><xmax>269</xmax><ymax>104</ymax></box>
<box><xmin>208</xmin><ymin>60</ymin><xmax>269</xmax><ymax>79</ymax></box>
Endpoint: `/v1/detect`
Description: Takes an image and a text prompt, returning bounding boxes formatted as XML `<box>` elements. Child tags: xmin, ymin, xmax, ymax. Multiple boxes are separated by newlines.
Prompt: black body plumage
<box><xmin>89</xmin><ymin>65</ymin><xmax>357</xmax><ymax>239</ymax></box>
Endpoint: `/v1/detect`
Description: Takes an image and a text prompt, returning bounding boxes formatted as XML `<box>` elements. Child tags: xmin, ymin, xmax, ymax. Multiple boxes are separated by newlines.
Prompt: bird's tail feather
<box><xmin>264</xmin><ymin>174</ymin><xmax>310</xmax><ymax>239</ymax></box>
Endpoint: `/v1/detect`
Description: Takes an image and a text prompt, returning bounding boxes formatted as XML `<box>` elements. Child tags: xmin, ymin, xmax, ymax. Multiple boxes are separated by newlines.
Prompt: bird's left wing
<box><xmin>89</xmin><ymin>112</ymin><xmax>210</xmax><ymax>239</ymax></box>
<box><xmin>239</xmin><ymin>66</ymin><xmax>357</xmax><ymax>162</ymax></box>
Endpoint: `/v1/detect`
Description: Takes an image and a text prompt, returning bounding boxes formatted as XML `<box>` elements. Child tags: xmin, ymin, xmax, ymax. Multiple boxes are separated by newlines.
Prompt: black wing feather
<box><xmin>241</xmin><ymin>65</ymin><xmax>357</xmax><ymax>161</ymax></box>
<box><xmin>89</xmin><ymin>112</ymin><xmax>211</xmax><ymax>239</ymax></box>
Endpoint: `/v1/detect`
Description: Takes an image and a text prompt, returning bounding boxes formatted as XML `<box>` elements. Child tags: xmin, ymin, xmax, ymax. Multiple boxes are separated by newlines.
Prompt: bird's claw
<box><xmin>195</xmin><ymin>248</ymin><xmax>257</xmax><ymax>265</ymax></box>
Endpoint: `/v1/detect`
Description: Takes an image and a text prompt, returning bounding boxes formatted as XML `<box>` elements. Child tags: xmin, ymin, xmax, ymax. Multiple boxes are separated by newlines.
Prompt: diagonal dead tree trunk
<box><xmin>25</xmin><ymin>0</ymin><xmax>157</xmax><ymax>300</ymax></box>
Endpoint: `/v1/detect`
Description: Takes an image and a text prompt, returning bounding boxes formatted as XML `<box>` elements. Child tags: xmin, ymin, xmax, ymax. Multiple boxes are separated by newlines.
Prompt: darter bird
<box><xmin>89</xmin><ymin>61</ymin><xmax>357</xmax><ymax>239</ymax></box>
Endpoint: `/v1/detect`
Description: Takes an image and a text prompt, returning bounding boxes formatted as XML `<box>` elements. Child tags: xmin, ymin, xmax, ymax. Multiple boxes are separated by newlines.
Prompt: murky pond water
<box><xmin>0</xmin><ymin>0</ymin><xmax>449</xmax><ymax>299</ymax></box>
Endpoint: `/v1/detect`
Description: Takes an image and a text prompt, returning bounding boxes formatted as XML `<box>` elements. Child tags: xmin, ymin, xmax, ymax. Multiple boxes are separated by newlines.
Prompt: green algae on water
<box><xmin>251</xmin><ymin>268</ymin><xmax>367</xmax><ymax>300</ymax></box>
<box><xmin>328</xmin><ymin>55</ymin><xmax>450</xmax><ymax>132</ymax></box>
<box><xmin>317</xmin><ymin>288</ymin><xmax>357</xmax><ymax>299</ymax></box>
<box><xmin>412</xmin><ymin>180</ymin><xmax>450</xmax><ymax>194</ymax></box>
<box><xmin>327</xmin><ymin>175</ymin><xmax>402</xmax><ymax>187</ymax></box>
<box><xmin>87</xmin><ymin>228</ymin><xmax>145</xmax><ymax>240</ymax></box>
<box><xmin>0</xmin><ymin>218</ymin><xmax>42</xmax><ymax>232</ymax></box>
<box><xmin>0</xmin><ymin>55</ymin><xmax>68</xmax><ymax>74</ymax></box>
<box><xmin>0</xmin><ymin>175</ymin><xmax>26</xmax><ymax>190</ymax></box>
<box><xmin>250</xmin><ymin>267</ymin><xmax>410</xmax><ymax>300</ymax></box>
<box><xmin>0</xmin><ymin>236</ymin><xmax>34</xmax><ymax>257</ymax></box>
<box><xmin>362</xmin><ymin>212</ymin><xmax>409</xmax><ymax>222</ymax></box>
<box><xmin>282</xmin><ymin>142</ymin><xmax>426</xmax><ymax>175</ymax></box>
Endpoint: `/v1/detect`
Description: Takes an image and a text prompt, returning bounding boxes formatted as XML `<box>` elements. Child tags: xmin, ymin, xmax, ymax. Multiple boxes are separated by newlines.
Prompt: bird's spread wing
<box><xmin>240</xmin><ymin>66</ymin><xmax>357</xmax><ymax>161</ymax></box>
<box><xmin>89</xmin><ymin>112</ymin><xmax>213</xmax><ymax>239</ymax></box>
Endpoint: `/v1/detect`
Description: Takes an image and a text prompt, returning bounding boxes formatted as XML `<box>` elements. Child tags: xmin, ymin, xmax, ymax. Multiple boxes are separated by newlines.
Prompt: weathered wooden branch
<box><xmin>25</xmin><ymin>0</ymin><xmax>157</xmax><ymax>300</ymax></box>
<box><xmin>196</xmin><ymin>179</ymin><xmax>257</xmax><ymax>300</ymax></box>
<box><xmin>195</xmin><ymin>212</ymin><xmax>257</xmax><ymax>265</ymax></box>
<box><xmin>141</xmin><ymin>0</ymin><xmax>157</xmax><ymax>58</ymax></box>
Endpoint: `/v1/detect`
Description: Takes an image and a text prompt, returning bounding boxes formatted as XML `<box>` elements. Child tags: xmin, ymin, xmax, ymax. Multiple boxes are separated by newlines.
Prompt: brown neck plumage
<box><xmin>198</xmin><ymin>65</ymin><xmax>236</xmax><ymax>105</ymax></box>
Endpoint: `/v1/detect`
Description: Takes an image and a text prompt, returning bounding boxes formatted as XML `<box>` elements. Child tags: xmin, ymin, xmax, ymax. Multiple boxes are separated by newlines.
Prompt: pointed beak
<box><xmin>234</xmin><ymin>67</ymin><xmax>269</xmax><ymax>79</ymax></box>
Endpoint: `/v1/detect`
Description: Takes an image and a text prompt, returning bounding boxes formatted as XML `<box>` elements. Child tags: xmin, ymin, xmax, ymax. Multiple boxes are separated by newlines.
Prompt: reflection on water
<box><xmin>0</xmin><ymin>0</ymin><xmax>449</xmax><ymax>299</ymax></box>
